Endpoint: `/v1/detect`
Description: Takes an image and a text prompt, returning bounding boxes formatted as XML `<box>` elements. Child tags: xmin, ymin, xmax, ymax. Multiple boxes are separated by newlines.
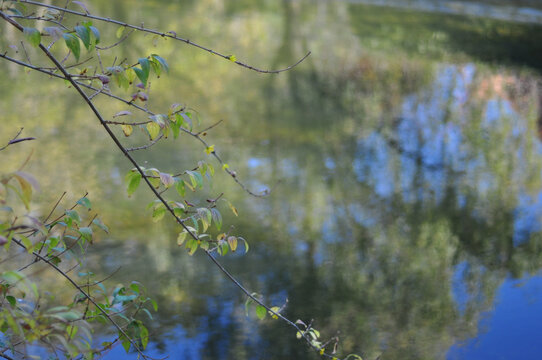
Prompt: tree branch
<box><xmin>0</xmin><ymin>128</ymin><xmax>35</xmax><ymax>151</ymax></box>
<box><xmin>18</xmin><ymin>0</ymin><xmax>311</xmax><ymax>74</ymax></box>
<box><xmin>0</xmin><ymin>8</ymin><xmax>343</xmax><ymax>359</ymax></box>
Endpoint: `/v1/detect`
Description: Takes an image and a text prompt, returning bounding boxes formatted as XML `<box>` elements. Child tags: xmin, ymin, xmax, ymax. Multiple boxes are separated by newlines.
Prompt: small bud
<box><xmin>97</xmin><ymin>75</ymin><xmax>110</xmax><ymax>84</ymax></box>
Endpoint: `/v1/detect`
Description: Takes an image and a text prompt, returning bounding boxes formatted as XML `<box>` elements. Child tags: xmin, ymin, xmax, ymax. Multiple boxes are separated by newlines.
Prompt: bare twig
<box><xmin>0</xmin><ymin>128</ymin><xmax>35</xmax><ymax>151</ymax></box>
<box><xmin>196</xmin><ymin>119</ymin><xmax>224</xmax><ymax>136</ymax></box>
<box><xmin>126</xmin><ymin>134</ymin><xmax>163</xmax><ymax>152</ymax></box>
<box><xmin>17</xmin><ymin>0</ymin><xmax>311</xmax><ymax>74</ymax></box>
<box><xmin>0</xmin><ymin>52</ymin><xmax>271</xmax><ymax>197</ymax></box>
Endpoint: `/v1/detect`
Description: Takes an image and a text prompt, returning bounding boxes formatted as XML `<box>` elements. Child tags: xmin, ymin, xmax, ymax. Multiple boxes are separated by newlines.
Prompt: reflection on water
<box><xmin>2</xmin><ymin>0</ymin><xmax>542</xmax><ymax>359</ymax></box>
<box><xmin>348</xmin><ymin>0</ymin><xmax>542</xmax><ymax>24</ymax></box>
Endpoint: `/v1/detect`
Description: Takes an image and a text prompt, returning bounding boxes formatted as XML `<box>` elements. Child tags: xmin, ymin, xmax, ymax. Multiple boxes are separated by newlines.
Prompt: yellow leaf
<box><xmin>205</xmin><ymin>145</ymin><xmax>215</xmax><ymax>155</ymax></box>
<box><xmin>269</xmin><ymin>306</ymin><xmax>280</xmax><ymax>319</ymax></box>
<box><xmin>228</xmin><ymin>202</ymin><xmax>238</xmax><ymax>217</ymax></box>
<box><xmin>319</xmin><ymin>348</ymin><xmax>325</xmax><ymax>355</ymax></box>
<box><xmin>229</xmin><ymin>55</ymin><xmax>236</xmax><ymax>62</ymax></box>
<box><xmin>177</xmin><ymin>232</ymin><xmax>187</xmax><ymax>246</ymax></box>
<box><xmin>13</xmin><ymin>174</ymin><xmax>32</xmax><ymax>210</ymax></box>
<box><xmin>121</xmin><ymin>124</ymin><xmax>133</xmax><ymax>137</ymax></box>
<box><xmin>222</xmin><ymin>163</ymin><xmax>229</xmax><ymax>170</ymax></box>
<box><xmin>146</xmin><ymin>122</ymin><xmax>160</xmax><ymax>140</ymax></box>
<box><xmin>116</xmin><ymin>26</ymin><xmax>125</xmax><ymax>39</ymax></box>
<box><xmin>227</xmin><ymin>236</ymin><xmax>238</xmax><ymax>252</ymax></box>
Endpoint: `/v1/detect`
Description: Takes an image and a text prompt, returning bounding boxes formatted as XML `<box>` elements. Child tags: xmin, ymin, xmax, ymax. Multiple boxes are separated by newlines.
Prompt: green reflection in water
<box><xmin>1</xmin><ymin>0</ymin><xmax>542</xmax><ymax>359</ymax></box>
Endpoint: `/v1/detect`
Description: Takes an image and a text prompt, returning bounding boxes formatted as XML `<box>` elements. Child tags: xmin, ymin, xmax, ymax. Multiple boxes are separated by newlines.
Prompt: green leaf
<box><xmin>151</xmin><ymin>54</ymin><xmax>169</xmax><ymax>73</ymax></box>
<box><xmin>191</xmin><ymin>216</ymin><xmax>199</xmax><ymax>233</ymax></box>
<box><xmin>23</xmin><ymin>27</ymin><xmax>41</xmax><ymax>47</ymax></box>
<box><xmin>142</xmin><ymin>308</ymin><xmax>153</xmax><ymax>321</ymax></box>
<box><xmin>150</xmin><ymin>298</ymin><xmax>158</xmax><ymax>312</ymax></box>
<box><xmin>206</xmin><ymin>163</ymin><xmax>215</xmax><ymax>177</ymax></box>
<box><xmin>92</xmin><ymin>218</ymin><xmax>109</xmax><ymax>233</ymax></box>
<box><xmin>149</xmin><ymin>59</ymin><xmax>161</xmax><ymax>77</ymax></box>
<box><xmin>187</xmin><ymin>171</ymin><xmax>203</xmax><ymax>189</ymax></box>
<box><xmin>135</xmin><ymin>58</ymin><xmax>150</xmax><ymax>86</ymax></box>
<box><xmin>211</xmin><ymin>208</ymin><xmax>222</xmax><ymax>231</ymax></box>
<box><xmin>178</xmin><ymin>113</ymin><xmax>193</xmax><ymax>130</ymax></box>
<box><xmin>120</xmin><ymin>334</ymin><xmax>131</xmax><ymax>353</ymax></box>
<box><xmin>177</xmin><ymin>231</ymin><xmax>188</xmax><ymax>246</ymax></box>
<box><xmin>55</xmin><ymin>311</ymin><xmax>80</xmax><ymax>321</ymax></box>
<box><xmin>6</xmin><ymin>295</ymin><xmax>16</xmax><ymax>307</ymax></box>
<box><xmin>186</xmin><ymin>238</ymin><xmax>198</xmax><ymax>255</ymax></box>
<box><xmin>198</xmin><ymin>208</ymin><xmax>212</xmax><ymax>228</ymax></box>
<box><xmin>239</xmin><ymin>237</ymin><xmax>249</xmax><ymax>253</ymax></box>
<box><xmin>89</xmin><ymin>26</ymin><xmax>100</xmax><ymax>44</ymax></box>
<box><xmin>146</xmin><ymin>122</ymin><xmax>160</xmax><ymax>141</ymax></box>
<box><xmin>140</xmin><ymin>324</ymin><xmax>149</xmax><ymax>349</ymax></box>
<box><xmin>171</xmin><ymin>120</ymin><xmax>181</xmax><ymax>139</ymax></box>
<box><xmin>77</xmin><ymin>196</ymin><xmax>91</xmax><ymax>210</ymax></box>
<box><xmin>63</xmin><ymin>33</ymin><xmax>81</xmax><ymax>61</ymax></box>
<box><xmin>6</xmin><ymin>7</ymin><xmax>23</xmax><ymax>17</ymax></box>
<box><xmin>256</xmin><ymin>305</ymin><xmax>266</xmax><ymax>320</ymax></box>
<box><xmin>125</xmin><ymin>68</ymin><xmax>136</xmax><ymax>83</ymax></box>
<box><xmin>126</xmin><ymin>172</ymin><xmax>142</xmax><ymax>196</ymax></box>
<box><xmin>309</xmin><ymin>328</ymin><xmax>320</xmax><ymax>339</ymax></box>
<box><xmin>175</xmin><ymin>179</ymin><xmax>186</xmax><ymax>197</ymax></box>
<box><xmin>79</xmin><ymin>227</ymin><xmax>92</xmax><ymax>241</ymax></box>
<box><xmin>107</xmin><ymin>66</ymin><xmax>129</xmax><ymax>89</ymax></box>
<box><xmin>345</xmin><ymin>355</ymin><xmax>363</xmax><ymax>360</ymax></box>
<box><xmin>65</xmin><ymin>210</ymin><xmax>81</xmax><ymax>224</ymax></box>
<box><xmin>152</xmin><ymin>207</ymin><xmax>166</xmax><ymax>222</ymax></box>
<box><xmin>75</xmin><ymin>25</ymin><xmax>91</xmax><ymax>50</ymax></box>
<box><xmin>218</xmin><ymin>242</ymin><xmax>229</xmax><ymax>256</ymax></box>
<box><xmin>2</xmin><ymin>271</ymin><xmax>24</xmax><ymax>284</ymax></box>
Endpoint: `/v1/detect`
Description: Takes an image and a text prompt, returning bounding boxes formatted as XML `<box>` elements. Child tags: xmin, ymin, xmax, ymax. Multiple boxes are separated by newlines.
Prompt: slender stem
<box><xmin>17</xmin><ymin>0</ymin><xmax>311</xmax><ymax>74</ymax></box>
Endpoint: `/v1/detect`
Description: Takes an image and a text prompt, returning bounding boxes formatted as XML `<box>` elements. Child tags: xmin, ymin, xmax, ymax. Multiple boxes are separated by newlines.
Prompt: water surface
<box><xmin>1</xmin><ymin>1</ymin><xmax>542</xmax><ymax>359</ymax></box>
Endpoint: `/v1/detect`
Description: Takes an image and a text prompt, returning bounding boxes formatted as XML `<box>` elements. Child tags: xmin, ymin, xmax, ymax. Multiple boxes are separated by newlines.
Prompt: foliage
<box><xmin>0</xmin><ymin>144</ymin><xmax>155</xmax><ymax>358</ymax></box>
<box><xmin>0</xmin><ymin>1</ymin><xmax>356</xmax><ymax>359</ymax></box>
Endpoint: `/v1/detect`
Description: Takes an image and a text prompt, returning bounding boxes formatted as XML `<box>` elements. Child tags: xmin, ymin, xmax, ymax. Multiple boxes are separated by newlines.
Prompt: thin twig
<box><xmin>0</xmin><ymin>52</ymin><xmax>270</xmax><ymax>197</ymax></box>
<box><xmin>18</xmin><ymin>0</ymin><xmax>311</xmax><ymax>74</ymax></box>
<box><xmin>96</xmin><ymin>28</ymin><xmax>135</xmax><ymax>50</ymax></box>
<box><xmin>195</xmin><ymin>119</ymin><xmax>223</xmax><ymax>136</ymax></box>
<box><xmin>126</xmin><ymin>134</ymin><xmax>163</xmax><ymax>152</ymax></box>
<box><xmin>0</xmin><ymin>128</ymin><xmax>35</xmax><ymax>151</ymax></box>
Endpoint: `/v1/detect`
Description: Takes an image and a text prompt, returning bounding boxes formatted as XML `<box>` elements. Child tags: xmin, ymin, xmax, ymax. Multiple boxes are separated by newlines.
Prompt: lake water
<box><xmin>2</xmin><ymin>0</ymin><xmax>542</xmax><ymax>359</ymax></box>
